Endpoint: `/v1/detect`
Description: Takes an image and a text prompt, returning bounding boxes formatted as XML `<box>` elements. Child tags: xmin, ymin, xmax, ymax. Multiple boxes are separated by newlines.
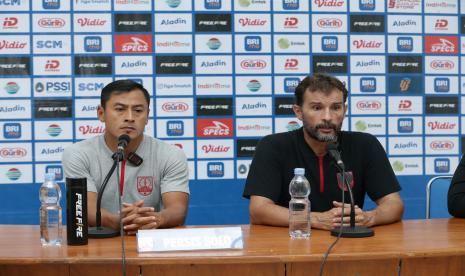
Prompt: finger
<box><xmin>137</xmin><ymin>207</ymin><xmax>155</xmax><ymax>214</ymax></box>
<box><xmin>132</xmin><ymin>216</ymin><xmax>157</xmax><ymax>225</ymax></box>
<box><xmin>134</xmin><ymin>200</ymin><xmax>144</xmax><ymax>207</ymax></box>
<box><xmin>123</xmin><ymin>223</ymin><xmax>140</xmax><ymax>231</ymax></box>
<box><xmin>126</xmin><ymin>231</ymin><xmax>137</xmax><ymax>235</ymax></box>
<box><xmin>139</xmin><ymin>221</ymin><xmax>158</xmax><ymax>230</ymax></box>
<box><xmin>121</xmin><ymin>213</ymin><xmax>142</xmax><ymax>225</ymax></box>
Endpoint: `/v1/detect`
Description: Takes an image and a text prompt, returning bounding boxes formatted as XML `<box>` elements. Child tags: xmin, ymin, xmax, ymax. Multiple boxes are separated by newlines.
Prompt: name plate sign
<box><xmin>137</xmin><ymin>227</ymin><xmax>243</xmax><ymax>252</ymax></box>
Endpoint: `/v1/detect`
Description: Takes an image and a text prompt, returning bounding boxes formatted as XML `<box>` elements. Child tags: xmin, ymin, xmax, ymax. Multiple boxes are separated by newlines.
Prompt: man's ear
<box><xmin>145</xmin><ymin>109</ymin><xmax>149</xmax><ymax>125</ymax></box>
<box><xmin>97</xmin><ymin>105</ymin><xmax>105</xmax><ymax>122</ymax></box>
<box><xmin>293</xmin><ymin>104</ymin><xmax>303</xmax><ymax>121</ymax></box>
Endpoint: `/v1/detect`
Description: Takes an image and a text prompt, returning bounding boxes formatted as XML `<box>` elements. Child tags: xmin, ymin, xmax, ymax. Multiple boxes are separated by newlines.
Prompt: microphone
<box><xmin>326</xmin><ymin>143</ymin><xmax>345</xmax><ymax>171</ymax></box>
<box><xmin>88</xmin><ymin>135</ymin><xmax>131</xmax><ymax>238</ymax></box>
<box><xmin>326</xmin><ymin>143</ymin><xmax>374</xmax><ymax>238</ymax></box>
<box><xmin>117</xmin><ymin>134</ymin><xmax>130</xmax><ymax>152</ymax></box>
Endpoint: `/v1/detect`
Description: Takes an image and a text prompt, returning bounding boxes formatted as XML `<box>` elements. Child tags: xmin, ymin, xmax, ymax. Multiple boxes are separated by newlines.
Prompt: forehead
<box><xmin>107</xmin><ymin>89</ymin><xmax>148</xmax><ymax>106</ymax></box>
<box><xmin>302</xmin><ymin>88</ymin><xmax>344</xmax><ymax>103</ymax></box>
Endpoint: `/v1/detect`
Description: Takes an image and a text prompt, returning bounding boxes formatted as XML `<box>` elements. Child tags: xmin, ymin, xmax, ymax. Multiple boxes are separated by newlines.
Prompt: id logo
<box><xmin>283</xmin><ymin>0</ymin><xmax>299</xmax><ymax>10</ymax></box>
<box><xmin>360</xmin><ymin>77</ymin><xmax>376</xmax><ymax>92</ymax></box>
<box><xmin>84</xmin><ymin>36</ymin><xmax>101</xmax><ymax>52</ymax></box>
<box><xmin>359</xmin><ymin>0</ymin><xmax>375</xmax><ymax>10</ymax></box>
<box><xmin>322</xmin><ymin>36</ymin><xmax>338</xmax><ymax>51</ymax></box>
<box><xmin>43</xmin><ymin>0</ymin><xmax>60</xmax><ymax>9</ymax></box>
<box><xmin>46</xmin><ymin>165</ymin><xmax>63</xmax><ymax>181</ymax></box>
<box><xmin>207</xmin><ymin>162</ymin><xmax>224</xmax><ymax>177</ymax></box>
<box><xmin>205</xmin><ymin>0</ymin><xmax>221</xmax><ymax>9</ymax></box>
<box><xmin>397</xmin><ymin>118</ymin><xmax>413</xmax><ymax>133</ymax></box>
<box><xmin>434</xmin><ymin>78</ymin><xmax>450</xmax><ymax>93</ymax></box>
<box><xmin>434</xmin><ymin>158</ymin><xmax>450</xmax><ymax>173</ymax></box>
<box><xmin>3</xmin><ymin>123</ymin><xmax>21</xmax><ymax>139</ymax></box>
<box><xmin>245</xmin><ymin>36</ymin><xmax>261</xmax><ymax>51</ymax></box>
<box><xmin>284</xmin><ymin>77</ymin><xmax>300</xmax><ymax>93</ymax></box>
<box><xmin>397</xmin><ymin>37</ymin><xmax>413</xmax><ymax>52</ymax></box>
<box><xmin>167</xmin><ymin>120</ymin><xmax>184</xmax><ymax>136</ymax></box>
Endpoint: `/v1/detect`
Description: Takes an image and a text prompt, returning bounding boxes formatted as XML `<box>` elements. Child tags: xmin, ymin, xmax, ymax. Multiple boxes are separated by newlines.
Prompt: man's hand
<box><xmin>121</xmin><ymin>200</ymin><xmax>160</xmax><ymax>235</ymax></box>
<box><xmin>312</xmin><ymin>201</ymin><xmax>375</xmax><ymax>230</ymax></box>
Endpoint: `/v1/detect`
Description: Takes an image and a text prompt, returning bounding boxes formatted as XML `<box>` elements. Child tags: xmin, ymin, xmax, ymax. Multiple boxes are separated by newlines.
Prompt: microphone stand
<box><xmin>330</xmin><ymin>163</ymin><xmax>374</xmax><ymax>238</ymax></box>
<box><xmin>88</xmin><ymin>151</ymin><xmax>123</xmax><ymax>238</ymax></box>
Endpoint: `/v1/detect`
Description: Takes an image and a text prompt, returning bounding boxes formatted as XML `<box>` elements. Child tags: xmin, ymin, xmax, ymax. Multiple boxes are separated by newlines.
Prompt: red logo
<box><xmin>317</xmin><ymin>18</ymin><xmax>342</xmax><ymax>28</ymax></box>
<box><xmin>284</xmin><ymin>59</ymin><xmax>299</xmax><ymax>70</ymax></box>
<box><xmin>240</xmin><ymin>59</ymin><xmax>266</xmax><ymax>69</ymax></box>
<box><xmin>76</xmin><ymin>17</ymin><xmax>107</xmax><ymax>27</ymax></box>
<box><xmin>3</xmin><ymin>17</ymin><xmax>18</xmax><ymax>28</ymax></box>
<box><xmin>425</xmin><ymin>36</ymin><xmax>458</xmax><ymax>54</ymax></box>
<box><xmin>430</xmin><ymin>60</ymin><xmax>455</xmax><ymax>70</ymax></box>
<box><xmin>0</xmin><ymin>148</ymin><xmax>27</xmax><ymax>158</ymax></box>
<box><xmin>201</xmin><ymin>145</ymin><xmax>230</xmax><ymax>154</ymax></box>
<box><xmin>78</xmin><ymin>125</ymin><xmax>105</xmax><ymax>135</ymax></box>
<box><xmin>337</xmin><ymin>171</ymin><xmax>354</xmax><ymax>191</ymax></box>
<box><xmin>45</xmin><ymin>60</ymin><xmax>60</xmax><ymax>71</ymax></box>
<box><xmin>197</xmin><ymin>118</ymin><xmax>233</xmax><ymax>137</ymax></box>
<box><xmin>398</xmin><ymin>100</ymin><xmax>412</xmax><ymax>110</ymax></box>
<box><xmin>115</xmin><ymin>34</ymin><xmax>152</xmax><ymax>53</ymax></box>
<box><xmin>238</xmin><ymin>18</ymin><xmax>267</xmax><ymax>27</ymax></box>
<box><xmin>435</xmin><ymin>19</ymin><xmax>448</xmax><ymax>29</ymax></box>
<box><xmin>356</xmin><ymin>100</ymin><xmax>381</xmax><ymax>110</ymax></box>
<box><xmin>430</xmin><ymin>141</ymin><xmax>454</xmax><ymax>150</ymax></box>
<box><xmin>315</xmin><ymin>0</ymin><xmax>344</xmax><ymax>8</ymax></box>
<box><xmin>352</xmin><ymin>39</ymin><xmax>383</xmax><ymax>49</ymax></box>
<box><xmin>162</xmin><ymin>102</ymin><xmax>189</xmax><ymax>112</ymax></box>
<box><xmin>136</xmin><ymin>176</ymin><xmax>153</xmax><ymax>196</ymax></box>
<box><xmin>38</xmin><ymin>18</ymin><xmax>65</xmax><ymax>28</ymax></box>
<box><xmin>284</xmin><ymin>17</ymin><xmax>298</xmax><ymax>28</ymax></box>
<box><xmin>427</xmin><ymin>121</ymin><xmax>456</xmax><ymax>131</ymax></box>
<box><xmin>0</xmin><ymin>40</ymin><xmax>27</xmax><ymax>50</ymax></box>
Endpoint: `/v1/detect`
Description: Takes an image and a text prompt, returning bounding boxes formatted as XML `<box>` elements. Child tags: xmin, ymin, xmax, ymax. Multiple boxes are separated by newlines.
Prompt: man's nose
<box><xmin>322</xmin><ymin>108</ymin><xmax>332</xmax><ymax>120</ymax></box>
<box><xmin>124</xmin><ymin>110</ymin><xmax>135</xmax><ymax>121</ymax></box>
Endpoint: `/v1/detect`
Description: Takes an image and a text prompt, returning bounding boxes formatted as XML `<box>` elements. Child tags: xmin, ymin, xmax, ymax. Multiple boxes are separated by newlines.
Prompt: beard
<box><xmin>303</xmin><ymin>120</ymin><xmax>341</xmax><ymax>143</ymax></box>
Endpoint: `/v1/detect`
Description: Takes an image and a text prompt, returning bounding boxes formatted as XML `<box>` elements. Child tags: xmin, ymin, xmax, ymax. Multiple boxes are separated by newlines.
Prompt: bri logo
<box><xmin>360</xmin><ymin>77</ymin><xmax>376</xmax><ymax>92</ymax></box>
<box><xmin>166</xmin><ymin>120</ymin><xmax>184</xmax><ymax>136</ymax></box>
<box><xmin>84</xmin><ymin>36</ymin><xmax>102</xmax><ymax>52</ymax></box>
<box><xmin>244</xmin><ymin>36</ymin><xmax>261</xmax><ymax>51</ymax></box>
<box><xmin>434</xmin><ymin>158</ymin><xmax>450</xmax><ymax>173</ymax></box>
<box><xmin>284</xmin><ymin>77</ymin><xmax>300</xmax><ymax>93</ymax></box>
<box><xmin>397</xmin><ymin>37</ymin><xmax>413</xmax><ymax>52</ymax></box>
<box><xmin>3</xmin><ymin>123</ymin><xmax>21</xmax><ymax>139</ymax></box>
<box><xmin>397</xmin><ymin>118</ymin><xmax>413</xmax><ymax>133</ymax></box>
<box><xmin>283</xmin><ymin>0</ymin><xmax>299</xmax><ymax>10</ymax></box>
<box><xmin>359</xmin><ymin>0</ymin><xmax>375</xmax><ymax>10</ymax></box>
<box><xmin>205</xmin><ymin>0</ymin><xmax>221</xmax><ymax>9</ymax></box>
<box><xmin>46</xmin><ymin>165</ymin><xmax>63</xmax><ymax>181</ymax></box>
<box><xmin>322</xmin><ymin>36</ymin><xmax>338</xmax><ymax>51</ymax></box>
<box><xmin>207</xmin><ymin>162</ymin><xmax>224</xmax><ymax>177</ymax></box>
<box><xmin>43</xmin><ymin>0</ymin><xmax>60</xmax><ymax>9</ymax></box>
<box><xmin>434</xmin><ymin>78</ymin><xmax>449</xmax><ymax>93</ymax></box>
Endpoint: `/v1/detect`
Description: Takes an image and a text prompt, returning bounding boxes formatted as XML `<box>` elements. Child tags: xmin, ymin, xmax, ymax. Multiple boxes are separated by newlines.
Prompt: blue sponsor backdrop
<box><xmin>0</xmin><ymin>0</ymin><xmax>464</xmax><ymax>225</ymax></box>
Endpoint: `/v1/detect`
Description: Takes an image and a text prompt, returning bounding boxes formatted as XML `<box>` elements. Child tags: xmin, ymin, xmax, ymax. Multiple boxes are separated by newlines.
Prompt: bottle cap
<box><xmin>294</xmin><ymin>168</ymin><xmax>305</xmax><ymax>176</ymax></box>
<box><xmin>44</xmin><ymin>172</ymin><xmax>55</xmax><ymax>181</ymax></box>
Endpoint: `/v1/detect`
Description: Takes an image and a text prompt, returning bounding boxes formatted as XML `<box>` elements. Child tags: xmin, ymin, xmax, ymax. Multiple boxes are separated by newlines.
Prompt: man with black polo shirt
<box><xmin>243</xmin><ymin>74</ymin><xmax>404</xmax><ymax>230</ymax></box>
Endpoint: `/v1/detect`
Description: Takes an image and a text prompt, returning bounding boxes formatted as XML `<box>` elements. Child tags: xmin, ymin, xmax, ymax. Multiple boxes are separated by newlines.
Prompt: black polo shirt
<box><xmin>243</xmin><ymin>128</ymin><xmax>401</xmax><ymax>212</ymax></box>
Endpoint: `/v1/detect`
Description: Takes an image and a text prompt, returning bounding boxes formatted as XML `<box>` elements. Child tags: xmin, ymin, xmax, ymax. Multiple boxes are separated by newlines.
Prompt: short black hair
<box><xmin>100</xmin><ymin>79</ymin><xmax>150</xmax><ymax>108</ymax></box>
<box><xmin>294</xmin><ymin>73</ymin><xmax>348</xmax><ymax>106</ymax></box>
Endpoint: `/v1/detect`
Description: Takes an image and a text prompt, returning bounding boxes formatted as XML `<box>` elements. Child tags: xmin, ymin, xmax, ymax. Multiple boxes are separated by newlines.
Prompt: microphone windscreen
<box><xmin>118</xmin><ymin>134</ymin><xmax>130</xmax><ymax>145</ymax></box>
<box><xmin>326</xmin><ymin>143</ymin><xmax>338</xmax><ymax>151</ymax></box>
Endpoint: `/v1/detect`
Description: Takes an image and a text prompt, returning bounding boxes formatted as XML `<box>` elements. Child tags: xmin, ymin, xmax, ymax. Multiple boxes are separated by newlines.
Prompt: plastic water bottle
<box><xmin>40</xmin><ymin>172</ymin><xmax>62</xmax><ymax>246</ymax></box>
<box><xmin>289</xmin><ymin>168</ymin><xmax>311</xmax><ymax>239</ymax></box>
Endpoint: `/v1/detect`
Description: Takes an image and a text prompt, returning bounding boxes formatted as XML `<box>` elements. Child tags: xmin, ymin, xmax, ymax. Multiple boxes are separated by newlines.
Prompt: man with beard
<box><xmin>243</xmin><ymin>74</ymin><xmax>403</xmax><ymax>230</ymax></box>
